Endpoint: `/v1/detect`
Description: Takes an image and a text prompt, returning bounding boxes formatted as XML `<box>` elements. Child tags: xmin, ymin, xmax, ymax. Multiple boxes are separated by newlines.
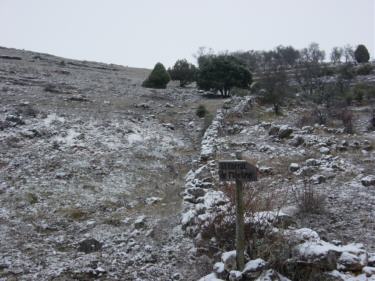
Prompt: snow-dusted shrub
<box><xmin>293</xmin><ymin>182</ymin><xmax>325</xmax><ymax>214</ymax></box>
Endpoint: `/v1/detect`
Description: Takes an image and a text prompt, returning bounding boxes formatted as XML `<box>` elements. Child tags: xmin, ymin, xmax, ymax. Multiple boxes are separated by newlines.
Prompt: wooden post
<box><xmin>235</xmin><ymin>178</ymin><xmax>245</xmax><ymax>271</ymax></box>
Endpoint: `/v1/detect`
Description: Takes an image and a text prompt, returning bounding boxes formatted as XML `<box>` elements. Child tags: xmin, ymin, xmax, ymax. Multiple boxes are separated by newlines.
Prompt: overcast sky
<box><xmin>1</xmin><ymin>0</ymin><xmax>374</xmax><ymax>68</ymax></box>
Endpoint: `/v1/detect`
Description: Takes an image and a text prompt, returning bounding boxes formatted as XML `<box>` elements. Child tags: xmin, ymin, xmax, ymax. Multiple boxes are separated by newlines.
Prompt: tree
<box><xmin>168</xmin><ymin>59</ymin><xmax>197</xmax><ymax>87</ymax></box>
<box><xmin>299</xmin><ymin>43</ymin><xmax>325</xmax><ymax>64</ymax></box>
<box><xmin>142</xmin><ymin>63</ymin><xmax>170</xmax><ymax>89</ymax></box>
<box><xmin>258</xmin><ymin>69</ymin><xmax>289</xmax><ymax>114</ymax></box>
<box><xmin>343</xmin><ymin>45</ymin><xmax>355</xmax><ymax>63</ymax></box>
<box><xmin>354</xmin><ymin>44</ymin><xmax>370</xmax><ymax>63</ymax></box>
<box><xmin>330</xmin><ymin>47</ymin><xmax>343</xmax><ymax>64</ymax></box>
<box><xmin>197</xmin><ymin>55</ymin><xmax>252</xmax><ymax>97</ymax></box>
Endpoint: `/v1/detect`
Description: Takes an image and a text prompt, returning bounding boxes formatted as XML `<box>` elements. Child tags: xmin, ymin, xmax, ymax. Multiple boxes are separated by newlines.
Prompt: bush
<box><xmin>356</xmin><ymin>64</ymin><xmax>373</xmax><ymax>75</ymax></box>
<box><xmin>168</xmin><ymin>59</ymin><xmax>197</xmax><ymax>87</ymax></box>
<box><xmin>341</xmin><ymin>109</ymin><xmax>354</xmax><ymax>134</ymax></box>
<box><xmin>196</xmin><ymin>104</ymin><xmax>208</xmax><ymax>118</ymax></box>
<box><xmin>354</xmin><ymin>44</ymin><xmax>370</xmax><ymax>63</ymax></box>
<box><xmin>142</xmin><ymin>62</ymin><xmax>170</xmax><ymax>89</ymax></box>
<box><xmin>294</xmin><ymin>182</ymin><xmax>325</xmax><ymax>214</ymax></box>
<box><xmin>352</xmin><ymin>83</ymin><xmax>375</xmax><ymax>102</ymax></box>
<box><xmin>338</xmin><ymin>63</ymin><xmax>355</xmax><ymax>80</ymax></box>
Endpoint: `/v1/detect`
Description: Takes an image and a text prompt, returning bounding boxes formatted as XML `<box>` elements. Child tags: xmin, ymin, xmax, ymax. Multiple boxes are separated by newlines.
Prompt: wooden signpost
<box><xmin>218</xmin><ymin>160</ymin><xmax>257</xmax><ymax>271</ymax></box>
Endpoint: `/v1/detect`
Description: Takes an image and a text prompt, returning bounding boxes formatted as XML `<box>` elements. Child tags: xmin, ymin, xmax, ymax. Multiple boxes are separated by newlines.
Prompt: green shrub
<box><xmin>196</xmin><ymin>104</ymin><xmax>208</xmax><ymax>118</ymax></box>
<box><xmin>338</xmin><ymin>63</ymin><xmax>355</xmax><ymax>80</ymax></box>
<box><xmin>356</xmin><ymin>64</ymin><xmax>373</xmax><ymax>76</ymax></box>
<box><xmin>142</xmin><ymin>62</ymin><xmax>170</xmax><ymax>89</ymax></box>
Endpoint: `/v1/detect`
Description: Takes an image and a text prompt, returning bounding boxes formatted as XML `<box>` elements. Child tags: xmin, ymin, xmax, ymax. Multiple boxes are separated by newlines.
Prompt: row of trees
<box><xmin>142</xmin><ymin>55</ymin><xmax>252</xmax><ymax>95</ymax></box>
<box><xmin>142</xmin><ymin>43</ymin><xmax>371</xmax><ymax>100</ymax></box>
<box><xmin>231</xmin><ymin>43</ymin><xmax>370</xmax><ymax>72</ymax></box>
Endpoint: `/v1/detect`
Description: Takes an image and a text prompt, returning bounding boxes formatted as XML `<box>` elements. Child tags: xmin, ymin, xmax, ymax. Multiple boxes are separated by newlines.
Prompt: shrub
<box><xmin>196</xmin><ymin>104</ymin><xmax>208</xmax><ymax>118</ymax></box>
<box><xmin>168</xmin><ymin>59</ymin><xmax>197</xmax><ymax>87</ymax></box>
<box><xmin>338</xmin><ymin>63</ymin><xmax>355</xmax><ymax>80</ymax></box>
<box><xmin>142</xmin><ymin>62</ymin><xmax>170</xmax><ymax>89</ymax></box>
<box><xmin>356</xmin><ymin>63</ymin><xmax>373</xmax><ymax>75</ymax></box>
<box><xmin>294</xmin><ymin>182</ymin><xmax>325</xmax><ymax>214</ymax></box>
<box><xmin>341</xmin><ymin>109</ymin><xmax>354</xmax><ymax>134</ymax></box>
<box><xmin>354</xmin><ymin>44</ymin><xmax>370</xmax><ymax>63</ymax></box>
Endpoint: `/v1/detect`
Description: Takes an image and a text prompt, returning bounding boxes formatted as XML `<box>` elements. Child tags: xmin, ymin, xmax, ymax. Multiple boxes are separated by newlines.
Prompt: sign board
<box><xmin>218</xmin><ymin>160</ymin><xmax>257</xmax><ymax>182</ymax></box>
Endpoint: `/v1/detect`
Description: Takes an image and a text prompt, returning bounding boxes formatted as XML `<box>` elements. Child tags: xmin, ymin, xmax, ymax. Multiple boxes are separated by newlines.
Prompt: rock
<box><xmin>213</xmin><ymin>262</ymin><xmax>227</xmax><ymax>279</ymax></box>
<box><xmin>221</xmin><ymin>250</ymin><xmax>237</xmax><ymax>272</ymax></box>
<box><xmin>368</xmin><ymin>253</ymin><xmax>375</xmax><ymax>266</ymax></box>
<box><xmin>305</xmin><ymin>159</ymin><xmax>320</xmax><ymax>167</ymax></box>
<box><xmin>255</xmin><ymin>269</ymin><xmax>291</xmax><ymax>281</ymax></box>
<box><xmin>0</xmin><ymin>120</ymin><xmax>13</xmax><ymax>130</ymax></box>
<box><xmin>293</xmin><ymin>241</ymin><xmax>341</xmax><ymax>271</ymax></box>
<box><xmin>289</xmin><ymin>135</ymin><xmax>305</xmax><ymax>147</ymax></box>
<box><xmin>68</xmin><ymin>94</ymin><xmax>90</xmax><ymax>102</ymax></box>
<box><xmin>162</xmin><ymin>123</ymin><xmax>175</xmax><ymax>130</ymax></box>
<box><xmin>186</xmin><ymin>188</ymin><xmax>205</xmax><ymax>198</ymax></box>
<box><xmin>242</xmin><ymin>258</ymin><xmax>267</xmax><ymax>279</ymax></box>
<box><xmin>311</xmin><ymin>174</ymin><xmax>326</xmax><ymax>184</ymax></box>
<box><xmin>198</xmin><ymin>273</ymin><xmax>224</xmax><ymax>281</ymax></box>
<box><xmin>145</xmin><ymin>197</ymin><xmax>162</xmax><ymax>205</ymax></box>
<box><xmin>284</xmin><ymin>228</ymin><xmax>320</xmax><ymax>244</ymax></box>
<box><xmin>229</xmin><ymin>270</ymin><xmax>242</xmax><ymax>281</ymax></box>
<box><xmin>5</xmin><ymin>114</ymin><xmax>25</xmax><ymax>125</ymax></box>
<box><xmin>338</xmin><ymin>251</ymin><xmax>367</xmax><ymax>272</ymax></box>
<box><xmin>278</xmin><ymin>125</ymin><xmax>293</xmax><ymax>139</ymax></box>
<box><xmin>289</xmin><ymin>163</ymin><xmax>300</xmax><ymax>172</ymax></box>
<box><xmin>78</xmin><ymin>238</ymin><xmax>102</xmax><ymax>253</ymax></box>
<box><xmin>361</xmin><ymin>176</ymin><xmax>375</xmax><ymax>187</ymax></box>
<box><xmin>258</xmin><ymin>166</ymin><xmax>273</xmax><ymax>175</ymax></box>
<box><xmin>268</xmin><ymin>125</ymin><xmax>280</xmax><ymax>136</ymax></box>
<box><xmin>363</xmin><ymin>266</ymin><xmax>375</xmax><ymax>277</ymax></box>
<box><xmin>320</xmin><ymin>147</ymin><xmax>330</xmax><ymax>154</ymax></box>
<box><xmin>134</xmin><ymin>215</ymin><xmax>146</xmax><ymax>229</ymax></box>
<box><xmin>302</xmin><ymin>126</ymin><xmax>314</xmax><ymax>133</ymax></box>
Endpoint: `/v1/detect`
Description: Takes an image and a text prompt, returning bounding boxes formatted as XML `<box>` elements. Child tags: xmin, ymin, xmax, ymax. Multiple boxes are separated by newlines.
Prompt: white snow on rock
<box><xmin>198</xmin><ymin>273</ymin><xmax>224</xmax><ymax>281</ymax></box>
<box><xmin>361</xmin><ymin>175</ymin><xmax>375</xmax><ymax>187</ymax></box>
<box><xmin>221</xmin><ymin>250</ymin><xmax>237</xmax><ymax>271</ymax></box>
<box><xmin>254</xmin><ymin>269</ymin><xmax>291</xmax><ymax>281</ymax></box>
<box><xmin>243</xmin><ymin>258</ymin><xmax>267</xmax><ymax>274</ymax></box>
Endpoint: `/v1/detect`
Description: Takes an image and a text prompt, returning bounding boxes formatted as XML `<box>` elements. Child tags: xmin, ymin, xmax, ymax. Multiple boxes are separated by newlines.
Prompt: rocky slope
<box><xmin>0</xmin><ymin>47</ymin><xmax>224</xmax><ymax>281</ymax></box>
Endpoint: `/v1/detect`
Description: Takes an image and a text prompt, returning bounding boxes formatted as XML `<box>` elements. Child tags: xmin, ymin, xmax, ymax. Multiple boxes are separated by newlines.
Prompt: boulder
<box><xmin>289</xmin><ymin>135</ymin><xmax>305</xmax><ymax>147</ymax></box>
<box><xmin>229</xmin><ymin>271</ymin><xmax>242</xmax><ymax>281</ymax></box>
<box><xmin>255</xmin><ymin>269</ymin><xmax>291</xmax><ymax>281</ymax></box>
<box><xmin>278</xmin><ymin>125</ymin><xmax>293</xmax><ymax>139</ymax></box>
<box><xmin>77</xmin><ymin>238</ymin><xmax>102</xmax><ymax>253</ymax></box>
<box><xmin>221</xmin><ymin>250</ymin><xmax>237</xmax><ymax>272</ymax></box>
<box><xmin>242</xmin><ymin>258</ymin><xmax>267</xmax><ymax>279</ymax></box>
<box><xmin>268</xmin><ymin>125</ymin><xmax>280</xmax><ymax>136</ymax></box>
<box><xmin>311</xmin><ymin>174</ymin><xmax>326</xmax><ymax>185</ymax></box>
<box><xmin>289</xmin><ymin>163</ymin><xmax>300</xmax><ymax>172</ymax></box>
<box><xmin>213</xmin><ymin>262</ymin><xmax>227</xmax><ymax>280</ymax></box>
<box><xmin>319</xmin><ymin>147</ymin><xmax>330</xmax><ymax>154</ymax></box>
<box><xmin>338</xmin><ymin>251</ymin><xmax>367</xmax><ymax>272</ymax></box>
<box><xmin>361</xmin><ymin>176</ymin><xmax>375</xmax><ymax>187</ymax></box>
